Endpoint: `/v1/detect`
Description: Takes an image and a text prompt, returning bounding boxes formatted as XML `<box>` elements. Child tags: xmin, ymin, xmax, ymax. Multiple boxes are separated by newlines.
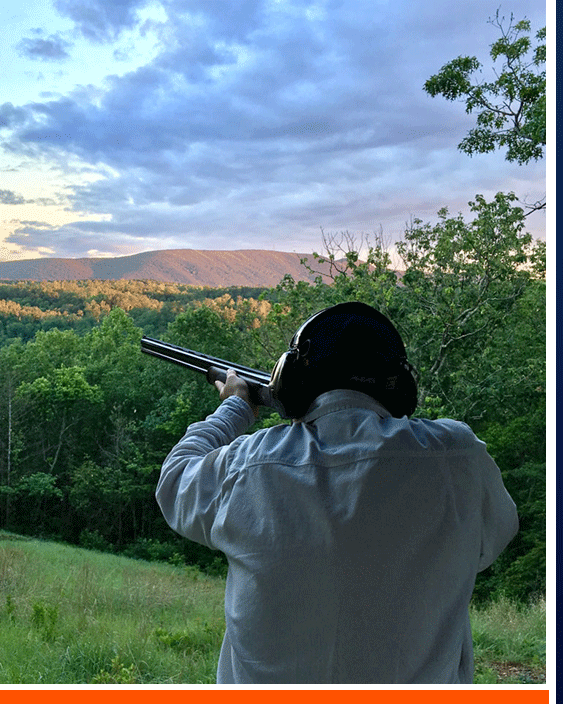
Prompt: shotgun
<box><xmin>140</xmin><ymin>336</ymin><xmax>276</xmax><ymax>410</ymax></box>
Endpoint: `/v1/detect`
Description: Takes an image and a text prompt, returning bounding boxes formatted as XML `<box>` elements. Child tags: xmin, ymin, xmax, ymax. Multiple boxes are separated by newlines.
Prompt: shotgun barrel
<box><xmin>140</xmin><ymin>336</ymin><xmax>275</xmax><ymax>409</ymax></box>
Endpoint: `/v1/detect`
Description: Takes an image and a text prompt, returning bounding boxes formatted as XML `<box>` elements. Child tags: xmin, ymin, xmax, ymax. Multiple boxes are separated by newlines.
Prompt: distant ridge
<box><xmin>0</xmin><ymin>249</ymin><xmax>328</xmax><ymax>286</ymax></box>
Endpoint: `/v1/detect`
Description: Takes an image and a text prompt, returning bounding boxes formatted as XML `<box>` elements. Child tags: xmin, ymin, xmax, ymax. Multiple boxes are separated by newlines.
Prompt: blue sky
<box><xmin>0</xmin><ymin>0</ymin><xmax>547</xmax><ymax>260</ymax></box>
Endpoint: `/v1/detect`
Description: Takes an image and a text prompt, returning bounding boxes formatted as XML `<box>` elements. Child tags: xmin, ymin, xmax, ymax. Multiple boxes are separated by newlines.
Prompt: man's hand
<box><xmin>214</xmin><ymin>369</ymin><xmax>259</xmax><ymax>417</ymax></box>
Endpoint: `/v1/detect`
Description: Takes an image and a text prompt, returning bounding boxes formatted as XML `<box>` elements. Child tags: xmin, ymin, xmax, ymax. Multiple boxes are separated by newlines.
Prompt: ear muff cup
<box><xmin>270</xmin><ymin>349</ymin><xmax>309</xmax><ymax>419</ymax></box>
<box><xmin>374</xmin><ymin>360</ymin><xmax>418</xmax><ymax>418</ymax></box>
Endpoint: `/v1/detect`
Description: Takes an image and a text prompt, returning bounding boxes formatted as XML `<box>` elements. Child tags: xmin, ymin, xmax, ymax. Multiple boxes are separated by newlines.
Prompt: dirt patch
<box><xmin>490</xmin><ymin>661</ymin><xmax>546</xmax><ymax>683</ymax></box>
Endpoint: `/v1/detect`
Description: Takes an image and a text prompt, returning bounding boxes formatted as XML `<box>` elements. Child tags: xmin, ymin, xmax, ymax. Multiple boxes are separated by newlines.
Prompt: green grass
<box><xmin>0</xmin><ymin>533</ymin><xmax>225</xmax><ymax>683</ymax></box>
<box><xmin>470</xmin><ymin>595</ymin><xmax>547</xmax><ymax>683</ymax></box>
<box><xmin>0</xmin><ymin>532</ymin><xmax>546</xmax><ymax>684</ymax></box>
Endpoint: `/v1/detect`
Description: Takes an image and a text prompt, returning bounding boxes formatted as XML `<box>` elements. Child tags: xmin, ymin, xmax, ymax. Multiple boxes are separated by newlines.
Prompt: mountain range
<box><xmin>0</xmin><ymin>249</ymin><xmax>332</xmax><ymax>287</ymax></box>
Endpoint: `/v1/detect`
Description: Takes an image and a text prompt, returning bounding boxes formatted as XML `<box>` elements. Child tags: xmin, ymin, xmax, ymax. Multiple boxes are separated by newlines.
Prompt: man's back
<box><xmin>156</xmin><ymin>388</ymin><xmax>518</xmax><ymax>684</ymax></box>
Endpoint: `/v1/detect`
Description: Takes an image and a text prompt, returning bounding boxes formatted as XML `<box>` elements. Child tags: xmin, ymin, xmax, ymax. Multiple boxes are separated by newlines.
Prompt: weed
<box><xmin>90</xmin><ymin>655</ymin><xmax>138</xmax><ymax>684</ymax></box>
<box><xmin>31</xmin><ymin>601</ymin><xmax>59</xmax><ymax>642</ymax></box>
<box><xmin>154</xmin><ymin>618</ymin><xmax>224</xmax><ymax>656</ymax></box>
<box><xmin>4</xmin><ymin>594</ymin><xmax>17</xmax><ymax>623</ymax></box>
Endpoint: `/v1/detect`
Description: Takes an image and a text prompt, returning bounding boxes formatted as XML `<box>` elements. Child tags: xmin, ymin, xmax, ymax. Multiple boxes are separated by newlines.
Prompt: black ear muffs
<box><xmin>269</xmin><ymin>302</ymin><xmax>418</xmax><ymax>419</ymax></box>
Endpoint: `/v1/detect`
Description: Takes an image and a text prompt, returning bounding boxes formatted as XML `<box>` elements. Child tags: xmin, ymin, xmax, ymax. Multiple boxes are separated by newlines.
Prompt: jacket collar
<box><xmin>300</xmin><ymin>389</ymin><xmax>392</xmax><ymax>423</ymax></box>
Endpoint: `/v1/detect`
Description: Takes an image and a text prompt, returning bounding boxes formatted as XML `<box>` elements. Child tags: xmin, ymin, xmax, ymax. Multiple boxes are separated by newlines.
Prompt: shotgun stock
<box><xmin>140</xmin><ymin>336</ymin><xmax>276</xmax><ymax>409</ymax></box>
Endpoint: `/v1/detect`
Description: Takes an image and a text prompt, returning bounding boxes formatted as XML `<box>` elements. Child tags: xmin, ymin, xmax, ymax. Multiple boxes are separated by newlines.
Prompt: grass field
<box><xmin>0</xmin><ymin>532</ymin><xmax>546</xmax><ymax>684</ymax></box>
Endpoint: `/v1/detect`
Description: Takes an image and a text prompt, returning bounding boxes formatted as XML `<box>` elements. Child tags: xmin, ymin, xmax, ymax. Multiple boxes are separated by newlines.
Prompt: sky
<box><xmin>0</xmin><ymin>0</ymin><xmax>547</xmax><ymax>261</ymax></box>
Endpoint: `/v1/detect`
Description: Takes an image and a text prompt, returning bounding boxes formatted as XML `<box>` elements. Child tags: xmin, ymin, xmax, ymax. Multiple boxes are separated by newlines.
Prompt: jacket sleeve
<box><xmin>155</xmin><ymin>395</ymin><xmax>255</xmax><ymax>548</ymax></box>
<box><xmin>476</xmin><ymin>440</ymin><xmax>519</xmax><ymax>572</ymax></box>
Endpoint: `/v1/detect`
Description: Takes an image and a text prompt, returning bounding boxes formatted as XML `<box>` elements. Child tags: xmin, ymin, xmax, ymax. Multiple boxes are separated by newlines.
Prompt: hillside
<box><xmin>0</xmin><ymin>249</ymin><xmax>329</xmax><ymax>286</ymax></box>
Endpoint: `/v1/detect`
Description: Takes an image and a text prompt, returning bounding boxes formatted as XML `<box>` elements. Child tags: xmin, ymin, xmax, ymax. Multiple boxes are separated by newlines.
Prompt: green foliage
<box><xmin>69</xmin><ymin>459</ymin><xmax>154</xmax><ymax>545</ymax></box>
<box><xmin>0</xmin><ymin>280</ymin><xmax>271</xmax><ymax>343</ymax></box>
<box><xmin>121</xmin><ymin>537</ymin><xmax>185</xmax><ymax>564</ymax></box>
<box><xmin>4</xmin><ymin>594</ymin><xmax>16</xmax><ymax>623</ymax></box>
<box><xmin>154</xmin><ymin>618</ymin><xmax>224</xmax><ymax>656</ymax></box>
<box><xmin>424</xmin><ymin>11</ymin><xmax>546</xmax><ymax>166</ymax></box>
<box><xmin>17</xmin><ymin>366</ymin><xmax>102</xmax><ymax>412</ymax></box>
<box><xmin>15</xmin><ymin>473</ymin><xmax>63</xmax><ymax>501</ymax></box>
<box><xmin>204</xmin><ymin>555</ymin><xmax>228</xmax><ymax>579</ymax></box>
<box><xmin>256</xmin><ymin>412</ymin><xmax>291</xmax><ymax>429</ymax></box>
<box><xmin>79</xmin><ymin>528</ymin><xmax>113</xmax><ymax>553</ymax></box>
<box><xmin>395</xmin><ymin>192</ymin><xmax>538</xmax><ymax>422</ymax></box>
<box><xmin>168</xmin><ymin>304</ymin><xmax>244</xmax><ymax>361</ymax></box>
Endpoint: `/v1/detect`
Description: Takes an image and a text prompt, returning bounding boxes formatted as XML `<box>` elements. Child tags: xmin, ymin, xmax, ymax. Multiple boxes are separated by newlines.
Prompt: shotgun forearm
<box><xmin>140</xmin><ymin>336</ymin><xmax>276</xmax><ymax>409</ymax></box>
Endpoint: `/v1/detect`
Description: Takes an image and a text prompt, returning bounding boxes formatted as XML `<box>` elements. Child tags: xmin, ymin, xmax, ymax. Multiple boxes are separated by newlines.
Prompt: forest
<box><xmin>0</xmin><ymin>190</ymin><xmax>546</xmax><ymax>604</ymax></box>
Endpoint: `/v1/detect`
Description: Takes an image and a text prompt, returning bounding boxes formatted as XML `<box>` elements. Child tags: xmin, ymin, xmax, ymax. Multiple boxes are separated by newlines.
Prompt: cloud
<box><xmin>5</xmin><ymin>1</ymin><xmax>476</xmax><ymax>164</ymax></box>
<box><xmin>53</xmin><ymin>0</ymin><xmax>148</xmax><ymax>42</ymax></box>
<box><xmin>17</xmin><ymin>34</ymin><xmax>71</xmax><ymax>61</ymax></box>
<box><xmin>2</xmin><ymin>0</ymin><xmax>546</xmax><ymax>258</ymax></box>
<box><xmin>0</xmin><ymin>103</ymin><xmax>29</xmax><ymax>130</ymax></box>
<box><xmin>0</xmin><ymin>189</ymin><xmax>29</xmax><ymax>205</ymax></box>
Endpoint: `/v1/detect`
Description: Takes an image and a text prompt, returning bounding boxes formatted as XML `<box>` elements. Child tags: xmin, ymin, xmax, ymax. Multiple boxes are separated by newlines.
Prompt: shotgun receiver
<box><xmin>140</xmin><ymin>336</ymin><xmax>276</xmax><ymax>409</ymax></box>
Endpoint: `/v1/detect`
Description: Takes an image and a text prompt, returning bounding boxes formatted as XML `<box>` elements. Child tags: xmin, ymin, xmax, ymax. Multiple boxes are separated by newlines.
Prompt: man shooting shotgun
<box><xmin>149</xmin><ymin>302</ymin><xmax>518</xmax><ymax>684</ymax></box>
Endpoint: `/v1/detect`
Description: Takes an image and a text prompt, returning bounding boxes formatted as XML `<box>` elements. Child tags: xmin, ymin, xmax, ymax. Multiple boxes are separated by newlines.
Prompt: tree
<box><xmin>424</xmin><ymin>11</ymin><xmax>545</xmax><ymax>209</ymax></box>
<box><xmin>16</xmin><ymin>367</ymin><xmax>103</xmax><ymax>475</ymax></box>
<box><xmin>160</xmin><ymin>305</ymin><xmax>254</xmax><ymax>426</ymax></box>
<box><xmin>396</xmin><ymin>191</ymin><xmax>541</xmax><ymax>422</ymax></box>
<box><xmin>70</xmin><ymin>458</ymin><xmax>158</xmax><ymax>547</ymax></box>
<box><xmin>0</xmin><ymin>341</ymin><xmax>26</xmax><ymax>527</ymax></box>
